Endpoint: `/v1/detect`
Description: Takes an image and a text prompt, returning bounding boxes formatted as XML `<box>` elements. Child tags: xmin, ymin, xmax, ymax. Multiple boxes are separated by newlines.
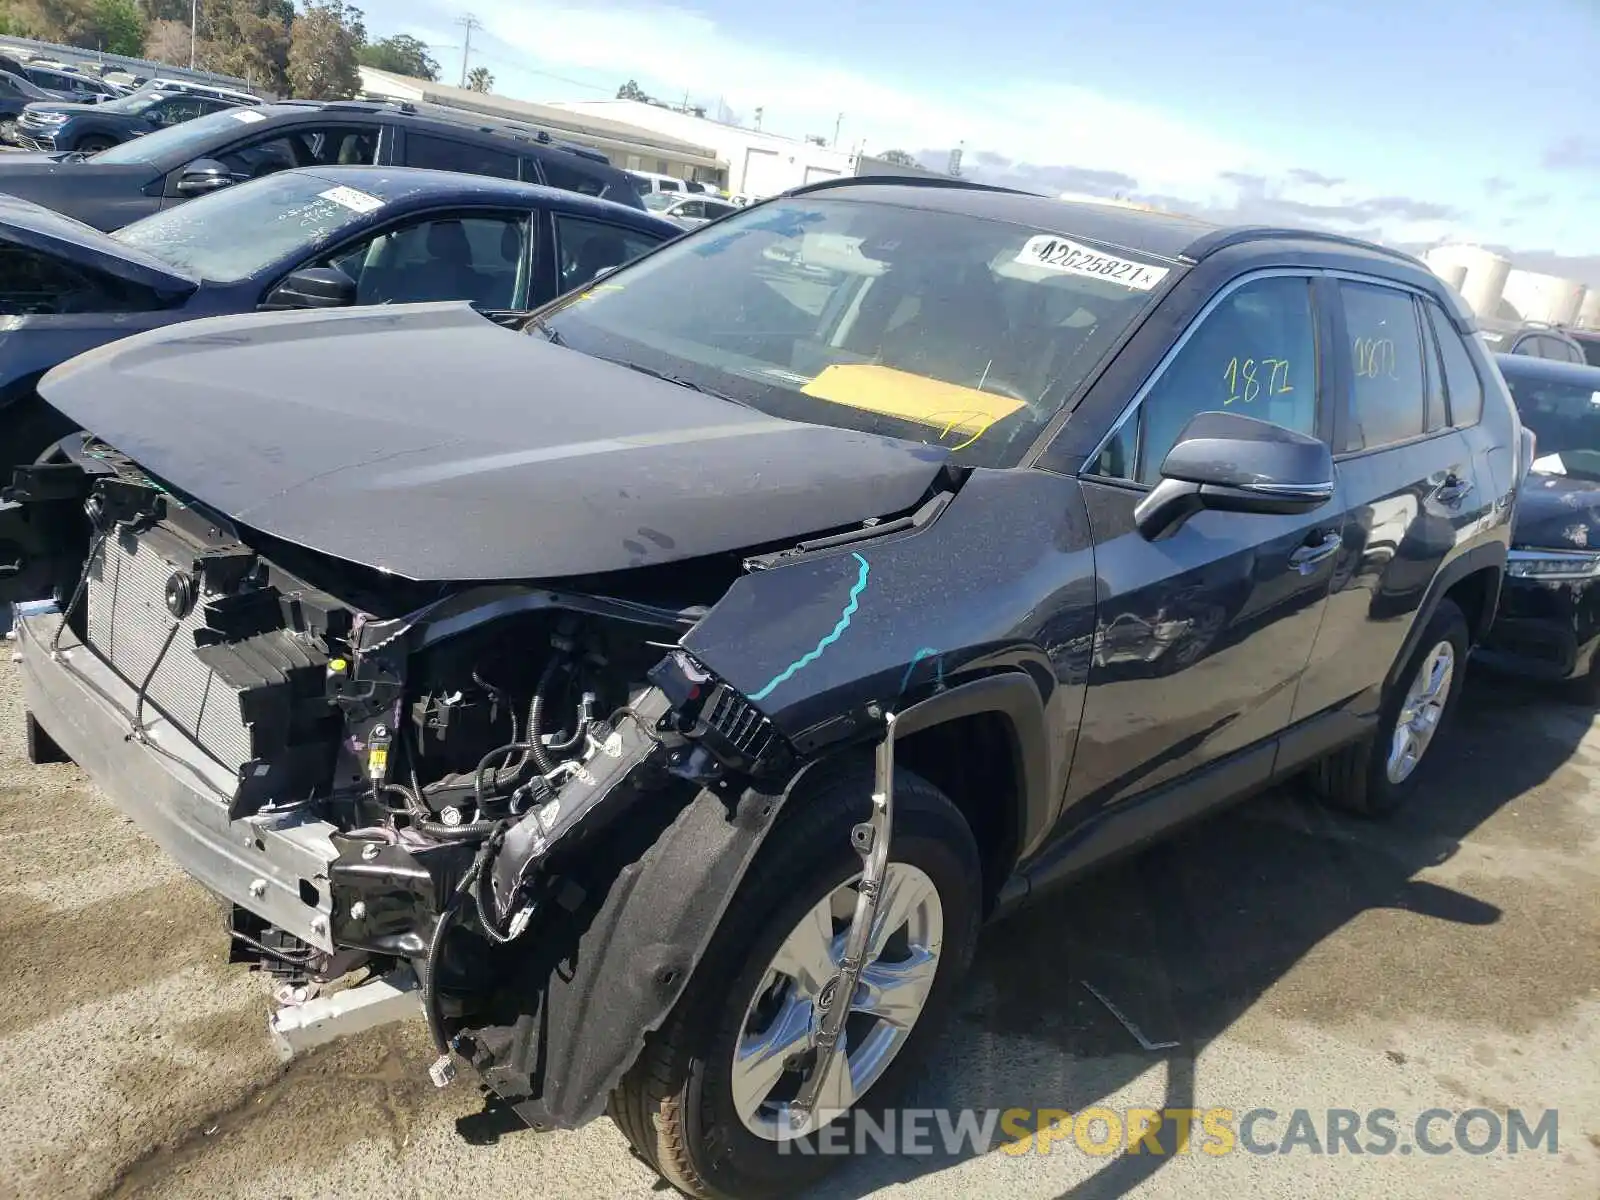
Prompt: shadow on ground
<box><xmin>786</xmin><ymin>672</ymin><xmax>1594</xmax><ymax>1199</ymax></box>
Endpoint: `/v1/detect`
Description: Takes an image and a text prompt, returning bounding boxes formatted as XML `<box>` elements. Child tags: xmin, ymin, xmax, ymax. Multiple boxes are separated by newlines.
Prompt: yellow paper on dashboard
<box><xmin>800</xmin><ymin>363</ymin><xmax>1025</xmax><ymax>438</ymax></box>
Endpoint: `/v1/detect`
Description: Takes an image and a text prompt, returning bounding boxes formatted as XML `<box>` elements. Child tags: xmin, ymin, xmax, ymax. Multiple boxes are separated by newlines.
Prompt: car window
<box><xmin>153</xmin><ymin>96</ymin><xmax>208</xmax><ymax>126</ymax></box>
<box><xmin>676</xmin><ymin>200</ymin><xmax>705</xmax><ymax>219</ymax></box>
<box><xmin>705</xmin><ymin>200</ymin><xmax>735</xmax><ymax>219</ymax></box>
<box><xmin>1340</xmin><ymin>281</ymin><xmax>1428</xmax><ymax>452</ymax></box>
<box><xmin>541</xmin><ymin>196</ymin><xmax>1173</xmax><ymax>470</ymax></box>
<box><xmin>539</xmin><ymin>158</ymin><xmax>609</xmax><ymax>198</ymax></box>
<box><xmin>554</xmin><ymin>215</ymin><xmax>666</xmax><ymax>292</ymax></box>
<box><xmin>1577</xmin><ymin>338</ymin><xmax>1600</xmax><ymax>369</ymax></box>
<box><xmin>1424</xmin><ymin>303</ymin><xmax>1483</xmax><ymax>426</ymax></box>
<box><xmin>1556</xmin><ymin>337</ymin><xmax>1586</xmax><ymax>364</ymax></box>
<box><xmin>215</xmin><ymin>125</ymin><xmax>378</xmax><ymax>178</ymax></box>
<box><xmin>1501</xmin><ymin>370</ymin><xmax>1600</xmax><ymax>480</ymax></box>
<box><xmin>404</xmin><ymin>132</ymin><xmax>520</xmax><ymax>180</ymax></box>
<box><xmin>1418</xmin><ymin>304</ymin><xmax>1449</xmax><ymax>433</ymax></box>
<box><xmin>321</xmin><ymin>212</ymin><xmax>532</xmax><ymax>310</ymax></box>
<box><xmin>1093</xmin><ymin>275</ymin><xmax>1319</xmax><ymax>484</ymax></box>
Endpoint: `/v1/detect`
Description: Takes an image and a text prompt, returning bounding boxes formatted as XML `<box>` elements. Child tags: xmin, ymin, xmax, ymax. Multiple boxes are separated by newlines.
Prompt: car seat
<box><xmin>570</xmin><ymin>230</ymin><xmax>627</xmax><ymax>289</ymax></box>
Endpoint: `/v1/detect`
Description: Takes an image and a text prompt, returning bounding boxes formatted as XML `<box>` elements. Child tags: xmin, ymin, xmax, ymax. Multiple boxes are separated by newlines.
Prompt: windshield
<box><xmin>88</xmin><ymin>91</ymin><xmax>164</xmax><ymax>116</ymax></box>
<box><xmin>1504</xmin><ymin>371</ymin><xmax>1600</xmax><ymax>481</ymax></box>
<box><xmin>90</xmin><ymin>106</ymin><xmax>250</xmax><ymax>164</ymax></box>
<box><xmin>112</xmin><ymin>171</ymin><xmax>379</xmax><ymax>282</ymax></box>
<box><xmin>537</xmin><ymin>196</ymin><xmax>1172</xmax><ymax>468</ymax></box>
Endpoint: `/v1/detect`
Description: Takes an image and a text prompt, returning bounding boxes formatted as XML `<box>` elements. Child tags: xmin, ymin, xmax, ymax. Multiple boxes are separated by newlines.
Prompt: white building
<box><xmin>356</xmin><ymin>68</ymin><xmax>723</xmax><ymax>183</ymax></box>
<box><xmin>545</xmin><ymin>99</ymin><xmax>855</xmax><ymax>198</ymax></box>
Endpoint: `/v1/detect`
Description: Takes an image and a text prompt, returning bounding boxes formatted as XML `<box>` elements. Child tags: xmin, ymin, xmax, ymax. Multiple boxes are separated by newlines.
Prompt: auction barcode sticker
<box><xmin>1014</xmin><ymin>235</ymin><xmax>1170</xmax><ymax>291</ymax></box>
<box><xmin>319</xmin><ymin>185</ymin><xmax>385</xmax><ymax>214</ymax></box>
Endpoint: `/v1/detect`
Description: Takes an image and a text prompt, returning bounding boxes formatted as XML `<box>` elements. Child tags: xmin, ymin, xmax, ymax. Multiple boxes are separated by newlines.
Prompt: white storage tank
<box><xmin>1503</xmin><ymin>269</ymin><xmax>1586</xmax><ymax>326</ymax></box>
<box><xmin>1577</xmin><ymin>288</ymin><xmax>1600</xmax><ymax>331</ymax></box>
<box><xmin>1424</xmin><ymin>244</ymin><xmax>1511</xmax><ymax>318</ymax></box>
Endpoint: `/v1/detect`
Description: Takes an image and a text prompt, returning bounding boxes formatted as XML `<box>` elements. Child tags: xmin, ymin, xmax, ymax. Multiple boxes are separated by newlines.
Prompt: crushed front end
<box><xmin>4</xmin><ymin>439</ymin><xmax>798</xmax><ymax>1127</ymax></box>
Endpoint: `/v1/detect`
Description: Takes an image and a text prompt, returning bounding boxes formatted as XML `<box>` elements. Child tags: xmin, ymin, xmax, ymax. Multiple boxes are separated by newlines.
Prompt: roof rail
<box><xmin>1182</xmin><ymin>225</ymin><xmax>1425</xmax><ymax>267</ymax></box>
<box><xmin>784</xmin><ymin>174</ymin><xmax>1038</xmax><ymax>199</ymax></box>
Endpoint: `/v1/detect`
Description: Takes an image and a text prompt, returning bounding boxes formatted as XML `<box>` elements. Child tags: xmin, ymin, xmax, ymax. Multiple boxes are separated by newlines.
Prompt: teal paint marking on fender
<box><xmin>749</xmin><ymin>552</ymin><xmax>871</xmax><ymax>702</ymax></box>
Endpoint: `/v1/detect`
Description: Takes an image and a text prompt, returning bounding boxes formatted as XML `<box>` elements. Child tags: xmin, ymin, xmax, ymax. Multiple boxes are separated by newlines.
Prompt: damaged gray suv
<box><xmin>3</xmin><ymin>178</ymin><xmax>1524</xmax><ymax>1198</ymax></box>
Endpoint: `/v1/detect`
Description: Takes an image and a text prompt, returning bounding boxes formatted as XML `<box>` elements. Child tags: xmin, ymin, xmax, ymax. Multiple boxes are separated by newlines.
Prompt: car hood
<box><xmin>0</xmin><ymin>191</ymin><xmax>198</xmax><ymax>294</ymax></box>
<box><xmin>1514</xmin><ymin>470</ymin><xmax>1600</xmax><ymax>551</ymax></box>
<box><xmin>38</xmin><ymin>303</ymin><xmax>952</xmax><ymax>582</ymax></box>
<box><xmin>22</xmin><ymin>101</ymin><xmax>98</xmax><ymax>117</ymax></box>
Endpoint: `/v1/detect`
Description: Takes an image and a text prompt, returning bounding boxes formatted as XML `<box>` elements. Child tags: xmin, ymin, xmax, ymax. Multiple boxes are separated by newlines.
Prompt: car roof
<box><xmin>1493</xmin><ymin>351</ymin><xmax>1600</xmax><ymax>385</ymax></box>
<box><xmin>281</xmin><ymin>165</ymin><xmax>677</xmax><ymax>228</ymax></box>
<box><xmin>259</xmin><ymin>99</ymin><xmax>627</xmax><ymax>171</ymax></box>
<box><xmin>786</xmin><ymin>177</ymin><xmax>1426</xmax><ymax>272</ymax></box>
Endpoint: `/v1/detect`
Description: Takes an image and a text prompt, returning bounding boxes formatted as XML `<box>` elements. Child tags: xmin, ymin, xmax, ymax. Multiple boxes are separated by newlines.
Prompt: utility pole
<box><xmin>190</xmin><ymin>0</ymin><xmax>198</xmax><ymax>69</ymax></box>
<box><xmin>832</xmin><ymin>112</ymin><xmax>843</xmax><ymax>147</ymax></box>
<box><xmin>457</xmin><ymin>14</ymin><xmax>483</xmax><ymax>88</ymax></box>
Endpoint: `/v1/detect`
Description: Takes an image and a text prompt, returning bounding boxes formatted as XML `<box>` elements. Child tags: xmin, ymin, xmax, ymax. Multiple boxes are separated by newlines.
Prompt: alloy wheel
<box><xmin>1387</xmin><ymin>639</ymin><xmax>1455</xmax><ymax>784</ymax></box>
<box><xmin>729</xmin><ymin>862</ymin><xmax>943</xmax><ymax>1139</ymax></box>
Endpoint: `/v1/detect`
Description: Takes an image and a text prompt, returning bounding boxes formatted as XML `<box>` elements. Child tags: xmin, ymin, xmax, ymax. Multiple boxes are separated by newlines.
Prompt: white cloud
<box><xmin>464</xmin><ymin>1</ymin><xmax>1269</xmax><ymax>195</ymax></box>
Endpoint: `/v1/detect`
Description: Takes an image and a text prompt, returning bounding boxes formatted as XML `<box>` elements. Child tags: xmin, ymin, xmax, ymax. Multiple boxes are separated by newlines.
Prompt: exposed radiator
<box><xmin>87</xmin><ymin>532</ymin><xmax>254</xmax><ymax>772</ymax></box>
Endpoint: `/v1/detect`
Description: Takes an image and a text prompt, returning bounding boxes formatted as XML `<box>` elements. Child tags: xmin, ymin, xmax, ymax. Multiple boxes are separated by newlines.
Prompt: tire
<box><xmin>610</xmin><ymin>762</ymin><xmax>982</xmax><ymax>1200</ymax></box>
<box><xmin>1313</xmin><ymin>598</ymin><xmax>1469</xmax><ymax>817</ymax></box>
<box><xmin>74</xmin><ymin>136</ymin><xmax>117</xmax><ymax>154</ymax></box>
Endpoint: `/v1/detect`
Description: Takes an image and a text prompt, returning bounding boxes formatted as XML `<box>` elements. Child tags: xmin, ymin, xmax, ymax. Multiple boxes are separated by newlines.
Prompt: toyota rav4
<box><xmin>2</xmin><ymin>178</ymin><xmax>1525</xmax><ymax>1199</ymax></box>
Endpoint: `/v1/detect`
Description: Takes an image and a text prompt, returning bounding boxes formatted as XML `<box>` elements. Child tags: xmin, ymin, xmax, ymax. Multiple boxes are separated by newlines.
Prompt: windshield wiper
<box><xmin>528</xmin><ymin>316</ymin><xmax>566</xmax><ymax>346</ymax></box>
<box><xmin>611</xmin><ymin>359</ymin><xmax>752</xmax><ymax>408</ymax></box>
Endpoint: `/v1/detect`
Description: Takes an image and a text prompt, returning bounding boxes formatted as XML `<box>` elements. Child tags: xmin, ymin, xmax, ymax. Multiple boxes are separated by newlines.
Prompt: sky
<box><xmin>374</xmin><ymin>0</ymin><xmax>1600</xmax><ymax>280</ymax></box>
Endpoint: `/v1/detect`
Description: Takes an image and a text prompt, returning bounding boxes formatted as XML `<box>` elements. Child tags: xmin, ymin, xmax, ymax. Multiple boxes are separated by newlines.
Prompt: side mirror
<box><xmin>175</xmin><ymin>157</ymin><xmax>235</xmax><ymax>196</ymax></box>
<box><xmin>259</xmin><ymin>266</ymin><xmax>358</xmax><ymax>312</ymax></box>
<box><xmin>1134</xmin><ymin>410</ymin><xmax>1334</xmax><ymax>540</ymax></box>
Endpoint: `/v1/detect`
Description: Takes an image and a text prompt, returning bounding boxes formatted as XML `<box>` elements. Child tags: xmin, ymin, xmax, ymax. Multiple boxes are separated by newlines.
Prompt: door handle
<box><xmin>1433</xmin><ymin>472</ymin><xmax>1474</xmax><ymax>505</ymax></box>
<box><xmin>1290</xmin><ymin>530</ymin><xmax>1343</xmax><ymax>574</ymax></box>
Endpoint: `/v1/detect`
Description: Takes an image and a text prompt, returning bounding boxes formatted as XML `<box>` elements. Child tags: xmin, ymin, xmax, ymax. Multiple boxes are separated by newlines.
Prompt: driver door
<box><xmin>295</xmin><ymin>209</ymin><xmax>535</xmax><ymax>312</ymax></box>
<box><xmin>1058</xmin><ymin>271</ymin><xmax>1342</xmax><ymax>824</ymax></box>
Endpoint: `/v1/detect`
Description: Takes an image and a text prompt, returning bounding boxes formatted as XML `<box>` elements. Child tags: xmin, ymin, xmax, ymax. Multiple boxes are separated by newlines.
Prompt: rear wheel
<box><xmin>610</xmin><ymin>763</ymin><xmax>981</xmax><ymax>1200</ymax></box>
<box><xmin>1313</xmin><ymin>599</ymin><xmax>1468</xmax><ymax>816</ymax></box>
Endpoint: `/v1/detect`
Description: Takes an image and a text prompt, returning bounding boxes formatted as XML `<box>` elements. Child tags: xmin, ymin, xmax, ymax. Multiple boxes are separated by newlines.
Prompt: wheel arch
<box><xmin>1383</xmin><ymin>543</ymin><xmax>1505</xmax><ymax>695</ymax></box>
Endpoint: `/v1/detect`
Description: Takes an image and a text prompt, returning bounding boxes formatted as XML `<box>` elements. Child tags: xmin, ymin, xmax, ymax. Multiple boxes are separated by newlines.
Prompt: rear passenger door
<box><xmin>1290</xmin><ymin>277</ymin><xmax>1494</xmax><ymax>721</ymax></box>
<box><xmin>549</xmin><ymin>212</ymin><xmax>670</xmax><ymax>297</ymax></box>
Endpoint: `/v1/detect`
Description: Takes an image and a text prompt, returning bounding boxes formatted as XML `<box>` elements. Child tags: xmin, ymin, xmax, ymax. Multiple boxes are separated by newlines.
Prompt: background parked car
<box><xmin>12</xmin><ymin>87</ymin><xmax>254</xmax><ymax>154</ymax></box>
<box><xmin>1479</xmin><ymin>320</ymin><xmax>1588</xmax><ymax>364</ymax></box>
<box><xmin>0</xmin><ymin>165</ymin><xmax>677</xmax><ymax>469</ymax></box>
<box><xmin>643</xmin><ymin>191</ymin><xmax>740</xmax><ymax>228</ymax></box>
<box><xmin>0</xmin><ymin>70</ymin><xmax>61</xmax><ymax>144</ymax></box>
<box><xmin>17</xmin><ymin>63</ymin><xmax>120</xmax><ymax>103</ymax></box>
<box><xmin>0</xmin><ymin>99</ymin><xmax>646</xmax><ymax>231</ymax></box>
<box><xmin>1478</xmin><ymin>352</ymin><xmax>1600</xmax><ymax>696</ymax></box>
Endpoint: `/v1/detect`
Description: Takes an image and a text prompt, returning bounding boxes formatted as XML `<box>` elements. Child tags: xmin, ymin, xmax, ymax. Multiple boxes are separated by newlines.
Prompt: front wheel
<box><xmin>1313</xmin><ymin>598</ymin><xmax>1468</xmax><ymax>816</ymax></box>
<box><xmin>610</xmin><ymin>763</ymin><xmax>981</xmax><ymax>1200</ymax></box>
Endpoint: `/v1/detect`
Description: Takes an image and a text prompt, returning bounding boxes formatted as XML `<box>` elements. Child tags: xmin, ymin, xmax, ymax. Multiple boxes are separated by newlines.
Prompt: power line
<box><xmin>456</xmin><ymin>13</ymin><xmax>483</xmax><ymax>88</ymax></box>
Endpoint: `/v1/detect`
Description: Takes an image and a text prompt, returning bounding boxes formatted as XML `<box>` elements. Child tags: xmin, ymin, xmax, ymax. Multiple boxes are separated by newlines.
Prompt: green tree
<box><xmin>616</xmin><ymin>78</ymin><xmax>650</xmax><ymax>102</ymax></box>
<box><xmin>357</xmin><ymin>32</ymin><xmax>437</xmax><ymax>80</ymax></box>
<box><xmin>878</xmin><ymin>149</ymin><xmax>918</xmax><ymax>167</ymax></box>
<box><xmin>287</xmin><ymin>0</ymin><xmax>363</xmax><ymax>98</ymax></box>
<box><xmin>201</xmin><ymin>0</ymin><xmax>294</xmax><ymax>92</ymax></box>
<box><xmin>465</xmin><ymin>64</ymin><xmax>492</xmax><ymax>93</ymax></box>
<box><xmin>92</xmin><ymin>0</ymin><xmax>146</xmax><ymax>55</ymax></box>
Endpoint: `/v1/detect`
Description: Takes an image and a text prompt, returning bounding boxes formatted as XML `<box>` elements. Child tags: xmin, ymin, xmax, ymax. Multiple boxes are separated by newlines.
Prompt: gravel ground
<box><xmin>1</xmin><ymin>652</ymin><xmax>1597</xmax><ymax>1200</ymax></box>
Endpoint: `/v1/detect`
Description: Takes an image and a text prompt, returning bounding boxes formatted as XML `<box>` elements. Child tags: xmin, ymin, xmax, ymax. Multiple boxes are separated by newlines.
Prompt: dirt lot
<box><xmin>1</xmin><ymin>650</ymin><xmax>1597</xmax><ymax>1200</ymax></box>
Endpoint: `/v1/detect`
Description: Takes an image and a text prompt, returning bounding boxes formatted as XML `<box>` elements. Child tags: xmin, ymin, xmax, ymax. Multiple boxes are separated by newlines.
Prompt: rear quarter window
<box><xmin>1424</xmin><ymin>302</ymin><xmax>1484</xmax><ymax>427</ymax></box>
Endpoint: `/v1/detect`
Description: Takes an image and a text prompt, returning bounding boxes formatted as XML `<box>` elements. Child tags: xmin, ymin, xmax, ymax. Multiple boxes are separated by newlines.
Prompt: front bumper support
<box><xmin>14</xmin><ymin>610</ymin><xmax>341</xmax><ymax>951</ymax></box>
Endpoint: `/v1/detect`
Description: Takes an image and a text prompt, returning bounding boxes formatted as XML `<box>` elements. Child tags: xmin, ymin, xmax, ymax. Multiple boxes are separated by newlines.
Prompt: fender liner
<box><xmin>465</xmin><ymin>765</ymin><xmax>813</xmax><ymax>1130</ymax></box>
<box><xmin>465</xmin><ymin>674</ymin><xmax>1050</xmax><ymax>1130</ymax></box>
<box><xmin>893</xmin><ymin>671</ymin><xmax>1054</xmax><ymax>858</ymax></box>
<box><xmin>1383</xmin><ymin>540</ymin><xmax>1506</xmax><ymax>695</ymax></box>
